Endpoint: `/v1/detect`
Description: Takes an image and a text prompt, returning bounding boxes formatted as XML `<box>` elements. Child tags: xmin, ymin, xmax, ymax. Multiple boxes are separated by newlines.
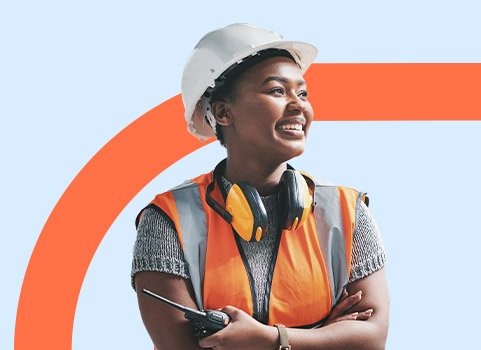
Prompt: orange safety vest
<box><xmin>139</xmin><ymin>168</ymin><xmax>367</xmax><ymax>327</ymax></box>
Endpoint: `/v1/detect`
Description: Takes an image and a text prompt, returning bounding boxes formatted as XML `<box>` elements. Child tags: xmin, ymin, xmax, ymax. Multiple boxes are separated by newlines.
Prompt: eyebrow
<box><xmin>260</xmin><ymin>76</ymin><xmax>306</xmax><ymax>87</ymax></box>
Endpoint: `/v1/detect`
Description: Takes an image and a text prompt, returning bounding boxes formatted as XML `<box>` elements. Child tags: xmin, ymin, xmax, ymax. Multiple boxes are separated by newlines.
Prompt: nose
<box><xmin>286</xmin><ymin>93</ymin><xmax>308</xmax><ymax>113</ymax></box>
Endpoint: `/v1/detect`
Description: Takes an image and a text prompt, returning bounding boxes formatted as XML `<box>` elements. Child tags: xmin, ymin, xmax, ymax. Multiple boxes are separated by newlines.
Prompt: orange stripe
<box><xmin>15</xmin><ymin>64</ymin><xmax>481</xmax><ymax>350</ymax></box>
<box><xmin>306</xmin><ymin>63</ymin><xmax>481</xmax><ymax>120</ymax></box>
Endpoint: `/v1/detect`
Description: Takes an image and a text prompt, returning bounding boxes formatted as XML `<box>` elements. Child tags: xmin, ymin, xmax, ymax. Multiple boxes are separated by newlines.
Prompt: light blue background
<box><xmin>1</xmin><ymin>1</ymin><xmax>480</xmax><ymax>349</ymax></box>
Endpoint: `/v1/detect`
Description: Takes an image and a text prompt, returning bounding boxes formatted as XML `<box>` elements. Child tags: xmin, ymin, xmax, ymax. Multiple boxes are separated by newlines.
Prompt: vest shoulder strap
<box><xmin>135</xmin><ymin>174</ymin><xmax>212</xmax><ymax>310</ymax></box>
<box><xmin>311</xmin><ymin>183</ymin><xmax>367</xmax><ymax>306</ymax></box>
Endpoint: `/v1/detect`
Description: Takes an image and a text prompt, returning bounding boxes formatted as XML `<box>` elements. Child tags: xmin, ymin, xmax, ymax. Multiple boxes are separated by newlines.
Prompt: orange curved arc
<box><xmin>14</xmin><ymin>63</ymin><xmax>481</xmax><ymax>350</ymax></box>
<box><xmin>14</xmin><ymin>95</ymin><xmax>210</xmax><ymax>349</ymax></box>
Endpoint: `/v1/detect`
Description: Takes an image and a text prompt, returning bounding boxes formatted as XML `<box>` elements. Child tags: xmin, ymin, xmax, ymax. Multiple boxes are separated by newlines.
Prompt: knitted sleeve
<box><xmin>348</xmin><ymin>201</ymin><xmax>387</xmax><ymax>283</ymax></box>
<box><xmin>131</xmin><ymin>206</ymin><xmax>189</xmax><ymax>289</ymax></box>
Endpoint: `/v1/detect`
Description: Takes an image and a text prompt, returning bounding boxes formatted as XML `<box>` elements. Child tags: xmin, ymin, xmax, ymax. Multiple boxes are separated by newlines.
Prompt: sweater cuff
<box><xmin>131</xmin><ymin>257</ymin><xmax>190</xmax><ymax>289</ymax></box>
<box><xmin>349</xmin><ymin>250</ymin><xmax>387</xmax><ymax>283</ymax></box>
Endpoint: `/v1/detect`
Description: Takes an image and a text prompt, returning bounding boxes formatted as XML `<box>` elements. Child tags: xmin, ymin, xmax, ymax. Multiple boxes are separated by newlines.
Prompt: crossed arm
<box><xmin>135</xmin><ymin>267</ymin><xmax>389</xmax><ymax>350</ymax></box>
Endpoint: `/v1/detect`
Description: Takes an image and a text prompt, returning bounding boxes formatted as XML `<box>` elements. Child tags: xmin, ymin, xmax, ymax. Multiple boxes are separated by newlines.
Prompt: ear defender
<box><xmin>279</xmin><ymin>170</ymin><xmax>314</xmax><ymax>230</ymax></box>
<box><xmin>225</xmin><ymin>182</ymin><xmax>268</xmax><ymax>242</ymax></box>
<box><xmin>205</xmin><ymin>160</ymin><xmax>315</xmax><ymax>242</ymax></box>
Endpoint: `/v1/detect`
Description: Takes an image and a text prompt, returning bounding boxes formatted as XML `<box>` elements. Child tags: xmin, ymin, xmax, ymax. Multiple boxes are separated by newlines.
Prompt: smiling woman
<box><xmin>131</xmin><ymin>23</ymin><xmax>389</xmax><ymax>350</ymax></box>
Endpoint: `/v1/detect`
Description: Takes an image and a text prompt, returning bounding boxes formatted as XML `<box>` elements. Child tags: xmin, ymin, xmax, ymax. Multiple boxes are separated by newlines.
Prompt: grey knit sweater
<box><xmin>131</xmin><ymin>178</ymin><xmax>386</xmax><ymax>321</ymax></box>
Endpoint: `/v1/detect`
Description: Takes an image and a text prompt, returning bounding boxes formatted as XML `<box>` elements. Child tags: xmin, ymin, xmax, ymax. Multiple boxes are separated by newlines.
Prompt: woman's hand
<box><xmin>198</xmin><ymin>306</ymin><xmax>277</xmax><ymax>350</ymax></box>
<box><xmin>324</xmin><ymin>289</ymin><xmax>373</xmax><ymax>326</ymax></box>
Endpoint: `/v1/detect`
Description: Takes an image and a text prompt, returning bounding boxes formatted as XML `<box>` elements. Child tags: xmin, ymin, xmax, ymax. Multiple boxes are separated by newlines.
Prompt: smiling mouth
<box><xmin>275</xmin><ymin>124</ymin><xmax>306</xmax><ymax>140</ymax></box>
<box><xmin>277</xmin><ymin>124</ymin><xmax>303</xmax><ymax>131</ymax></box>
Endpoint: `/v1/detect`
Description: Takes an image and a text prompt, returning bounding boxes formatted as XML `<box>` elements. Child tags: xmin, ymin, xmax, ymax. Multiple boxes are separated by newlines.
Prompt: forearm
<box><xmin>284</xmin><ymin>318</ymin><xmax>387</xmax><ymax>350</ymax></box>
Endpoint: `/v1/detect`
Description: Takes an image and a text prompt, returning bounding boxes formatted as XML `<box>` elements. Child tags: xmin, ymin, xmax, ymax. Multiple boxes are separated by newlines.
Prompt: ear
<box><xmin>211</xmin><ymin>101</ymin><xmax>233</xmax><ymax>126</ymax></box>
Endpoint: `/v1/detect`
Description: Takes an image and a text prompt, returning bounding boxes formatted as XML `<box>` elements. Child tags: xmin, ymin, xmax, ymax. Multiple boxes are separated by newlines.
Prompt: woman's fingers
<box><xmin>327</xmin><ymin>312</ymin><xmax>360</xmax><ymax>324</ymax></box>
<box><xmin>355</xmin><ymin>308</ymin><xmax>374</xmax><ymax>321</ymax></box>
<box><xmin>325</xmin><ymin>307</ymin><xmax>373</xmax><ymax>326</ymax></box>
<box><xmin>339</xmin><ymin>289</ymin><xmax>349</xmax><ymax>302</ymax></box>
<box><xmin>327</xmin><ymin>290</ymin><xmax>362</xmax><ymax>320</ymax></box>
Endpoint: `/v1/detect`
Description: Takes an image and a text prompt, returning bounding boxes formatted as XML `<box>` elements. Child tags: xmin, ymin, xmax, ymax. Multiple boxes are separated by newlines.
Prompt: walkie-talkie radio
<box><xmin>142</xmin><ymin>288</ymin><xmax>230</xmax><ymax>338</ymax></box>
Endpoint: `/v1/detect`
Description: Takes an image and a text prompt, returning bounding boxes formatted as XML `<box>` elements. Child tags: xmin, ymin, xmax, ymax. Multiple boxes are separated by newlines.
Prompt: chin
<box><xmin>289</xmin><ymin>147</ymin><xmax>305</xmax><ymax>160</ymax></box>
<box><xmin>277</xmin><ymin>143</ymin><xmax>306</xmax><ymax>163</ymax></box>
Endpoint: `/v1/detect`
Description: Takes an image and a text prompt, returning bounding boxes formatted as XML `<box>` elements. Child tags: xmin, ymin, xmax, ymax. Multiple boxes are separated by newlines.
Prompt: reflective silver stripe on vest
<box><xmin>171</xmin><ymin>180</ymin><xmax>207</xmax><ymax>310</ymax></box>
<box><xmin>313</xmin><ymin>185</ymin><xmax>348</xmax><ymax>307</ymax></box>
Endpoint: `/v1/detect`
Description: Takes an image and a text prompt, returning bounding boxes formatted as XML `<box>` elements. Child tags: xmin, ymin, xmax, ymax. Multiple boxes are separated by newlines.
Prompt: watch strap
<box><xmin>274</xmin><ymin>324</ymin><xmax>291</xmax><ymax>350</ymax></box>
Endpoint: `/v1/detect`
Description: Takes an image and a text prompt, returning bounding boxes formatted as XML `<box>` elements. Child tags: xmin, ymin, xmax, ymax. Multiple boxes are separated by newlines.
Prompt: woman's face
<box><xmin>222</xmin><ymin>56</ymin><xmax>314</xmax><ymax>164</ymax></box>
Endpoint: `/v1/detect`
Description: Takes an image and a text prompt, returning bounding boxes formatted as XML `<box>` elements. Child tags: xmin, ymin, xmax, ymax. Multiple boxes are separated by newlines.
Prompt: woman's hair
<box><xmin>205</xmin><ymin>48</ymin><xmax>296</xmax><ymax>146</ymax></box>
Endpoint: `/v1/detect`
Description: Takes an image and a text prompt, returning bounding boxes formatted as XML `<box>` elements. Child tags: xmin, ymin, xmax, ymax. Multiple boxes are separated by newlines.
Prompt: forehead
<box><xmin>236</xmin><ymin>56</ymin><xmax>304</xmax><ymax>86</ymax></box>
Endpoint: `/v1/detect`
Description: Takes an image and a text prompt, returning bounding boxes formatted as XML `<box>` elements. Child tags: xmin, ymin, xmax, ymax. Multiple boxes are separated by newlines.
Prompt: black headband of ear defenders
<box><xmin>205</xmin><ymin>159</ymin><xmax>296</xmax><ymax>223</ymax></box>
<box><xmin>203</xmin><ymin>48</ymin><xmax>296</xmax><ymax>101</ymax></box>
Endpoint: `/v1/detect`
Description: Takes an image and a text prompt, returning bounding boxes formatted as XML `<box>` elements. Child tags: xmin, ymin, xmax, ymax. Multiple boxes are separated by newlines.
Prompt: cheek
<box><xmin>253</xmin><ymin>99</ymin><xmax>285</xmax><ymax>125</ymax></box>
<box><xmin>236</xmin><ymin>103</ymin><xmax>279</xmax><ymax>131</ymax></box>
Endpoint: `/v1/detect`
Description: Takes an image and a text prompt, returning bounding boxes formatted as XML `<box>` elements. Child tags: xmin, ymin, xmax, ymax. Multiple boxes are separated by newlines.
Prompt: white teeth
<box><xmin>279</xmin><ymin>124</ymin><xmax>303</xmax><ymax>131</ymax></box>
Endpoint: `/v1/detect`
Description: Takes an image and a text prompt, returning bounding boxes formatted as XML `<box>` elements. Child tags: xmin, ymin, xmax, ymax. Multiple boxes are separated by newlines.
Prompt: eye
<box><xmin>298</xmin><ymin>90</ymin><xmax>308</xmax><ymax>100</ymax></box>
<box><xmin>270</xmin><ymin>87</ymin><xmax>285</xmax><ymax>95</ymax></box>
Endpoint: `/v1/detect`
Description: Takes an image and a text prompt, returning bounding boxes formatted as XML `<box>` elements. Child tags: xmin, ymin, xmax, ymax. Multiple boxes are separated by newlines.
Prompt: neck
<box><xmin>223</xmin><ymin>156</ymin><xmax>288</xmax><ymax>196</ymax></box>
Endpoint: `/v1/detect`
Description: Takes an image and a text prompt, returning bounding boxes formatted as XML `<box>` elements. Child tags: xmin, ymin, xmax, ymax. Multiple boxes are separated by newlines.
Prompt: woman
<box><xmin>132</xmin><ymin>23</ymin><xmax>389</xmax><ymax>349</ymax></box>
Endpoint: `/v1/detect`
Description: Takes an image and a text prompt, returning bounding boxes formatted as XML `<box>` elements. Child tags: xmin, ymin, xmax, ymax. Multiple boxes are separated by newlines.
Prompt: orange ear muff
<box><xmin>279</xmin><ymin>170</ymin><xmax>313</xmax><ymax>230</ymax></box>
<box><xmin>206</xmin><ymin>159</ymin><xmax>314</xmax><ymax>241</ymax></box>
<box><xmin>225</xmin><ymin>182</ymin><xmax>268</xmax><ymax>242</ymax></box>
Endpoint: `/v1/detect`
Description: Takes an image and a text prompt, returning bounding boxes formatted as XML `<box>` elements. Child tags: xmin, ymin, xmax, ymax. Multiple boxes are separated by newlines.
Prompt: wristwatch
<box><xmin>274</xmin><ymin>324</ymin><xmax>291</xmax><ymax>350</ymax></box>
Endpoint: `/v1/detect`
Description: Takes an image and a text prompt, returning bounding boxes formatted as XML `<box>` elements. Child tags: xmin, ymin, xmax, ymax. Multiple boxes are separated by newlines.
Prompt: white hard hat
<box><xmin>181</xmin><ymin>23</ymin><xmax>318</xmax><ymax>140</ymax></box>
